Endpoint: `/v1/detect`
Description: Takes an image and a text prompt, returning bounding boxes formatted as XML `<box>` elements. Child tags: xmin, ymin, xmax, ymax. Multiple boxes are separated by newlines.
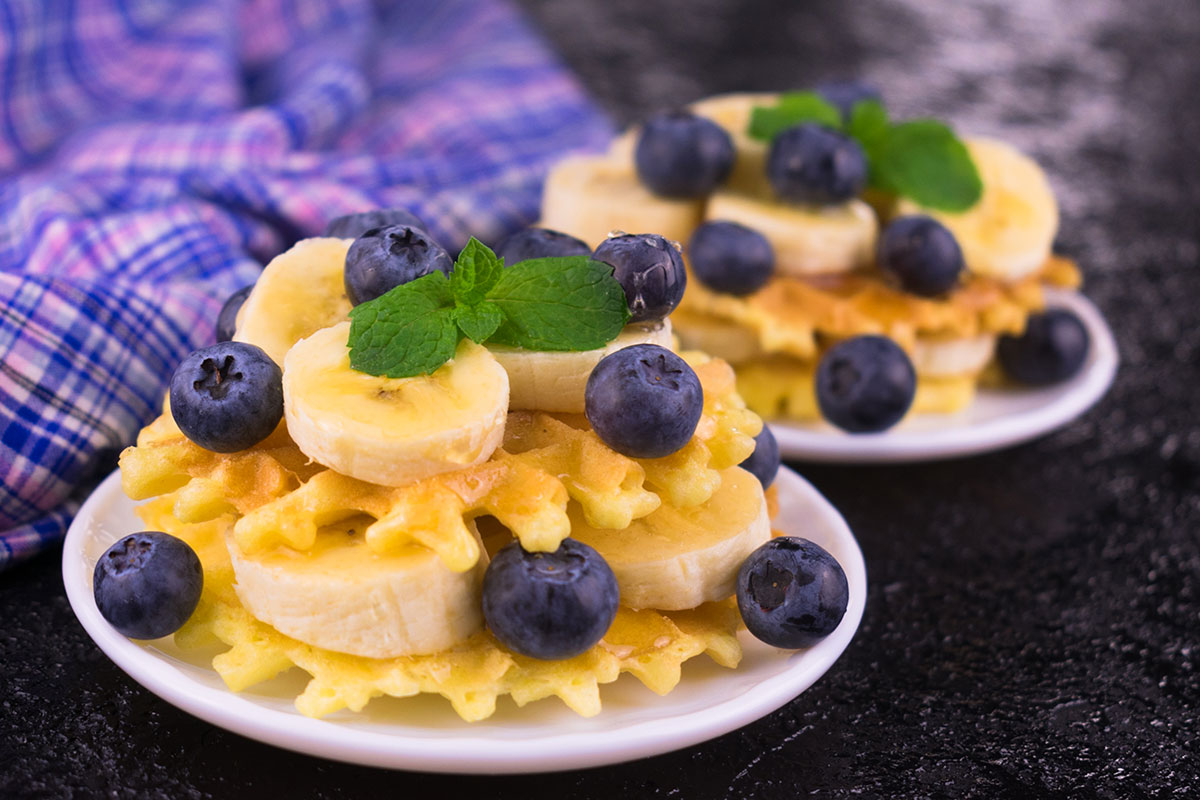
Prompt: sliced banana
<box><xmin>895</xmin><ymin>137</ymin><xmax>1059</xmax><ymax>282</ymax></box>
<box><xmin>912</xmin><ymin>334</ymin><xmax>996</xmax><ymax>377</ymax></box>
<box><xmin>670</xmin><ymin>310</ymin><xmax>764</xmax><ymax>365</ymax></box>
<box><xmin>234</xmin><ymin>237</ymin><xmax>353</xmax><ymax>366</ymax></box>
<box><xmin>570</xmin><ymin>466</ymin><xmax>770</xmax><ymax>611</ymax></box>
<box><xmin>283</xmin><ymin>322</ymin><xmax>509</xmax><ymax>487</ymax></box>
<box><xmin>539</xmin><ymin>155</ymin><xmax>704</xmax><ymax>248</ymax></box>
<box><xmin>228</xmin><ymin>517</ymin><xmax>487</xmax><ymax>658</ymax></box>
<box><xmin>490</xmin><ymin>320</ymin><xmax>674</xmax><ymax>414</ymax></box>
<box><xmin>689</xmin><ymin>92</ymin><xmax>779</xmax><ymax>199</ymax></box>
<box><xmin>706</xmin><ymin>191</ymin><xmax>878</xmax><ymax>277</ymax></box>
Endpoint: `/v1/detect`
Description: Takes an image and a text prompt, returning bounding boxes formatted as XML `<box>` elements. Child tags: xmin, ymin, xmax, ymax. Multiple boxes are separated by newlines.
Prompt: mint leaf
<box><xmin>348</xmin><ymin>272</ymin><xmax>460</xmax><ymax>378</ymax></box>
<box><xmin>846</xmin><ymin>99</ymin><xmax>889</xmax><ymax>151</ymax></box>
<box><xmin>747</xmin><ymin>91</ymin><xmax>843</xmax><ymax>142</ymax></box>
<box><xmin>871</xmin><ymin>120</ymin><xmax>982</xmax><ymax>211</ymax></box>
<box><xmin>450</xmin><ymin>237</ymin><xmax>504</xmax><ymax>307</ymax></box>
<box><xmin>454</xmin><ymin>301</ymin><xmax>503</xmax><ymax>344</ymax></box>
<box><xmin>487</xmin><ymin>257</ymin><xmax>631</xmax><ymax>351</ymax></box>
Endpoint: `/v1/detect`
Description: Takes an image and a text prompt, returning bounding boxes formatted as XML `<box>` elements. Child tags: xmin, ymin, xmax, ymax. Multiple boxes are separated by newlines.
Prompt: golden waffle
<box><xmin>677</xmin><ymin>255</ymin><xmax>1082</xmax><ymax>362</ymax></box>
<box><xmin>139</xmin><ymin>490</ymin><xmax>744</xmax><ymax>722</ymax></box>
<box><xmin>119</xmin><ymin>353</ymin><xmax>760</xmax><ymax>571</ymax></box>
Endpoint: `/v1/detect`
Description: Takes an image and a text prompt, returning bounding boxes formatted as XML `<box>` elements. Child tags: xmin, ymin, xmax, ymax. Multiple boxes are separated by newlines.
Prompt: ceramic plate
<box><xmin>62</xmin><ymin>466</ymin><xmax>865</xmax><ymax>774</ymax></box>
<box><xmin>772</xmin><ymin>290</ymin><xmax>1118</xmax><ymax>463</ymax></box>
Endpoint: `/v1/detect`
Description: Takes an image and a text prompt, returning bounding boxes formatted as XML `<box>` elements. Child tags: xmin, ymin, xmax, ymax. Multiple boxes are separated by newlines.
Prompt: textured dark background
<box><xmin>3</xmin><ymin>0</ymin><xmax>1199</xmax><ymax>797</ymax></box>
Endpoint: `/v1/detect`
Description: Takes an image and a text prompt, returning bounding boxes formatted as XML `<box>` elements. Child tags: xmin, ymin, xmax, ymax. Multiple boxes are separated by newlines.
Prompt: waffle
<box><xmin>119</xmin><ymin>354</ymin><xmax>761</xmax><ymax>720</ymax></box>
<box><xmin>679</xmin><ymin>255</ymin><xmax>1081</xmax><ymax>362</ymax></box>
<box><xmin>136</xmin><ymin>486</ymin><xmax>744</xmax><ymax>722</ymax></box>
<box><xmin>121</xmin><ymin>354</ymin><xmax>760</xmax><ymax>569</ymax></box>
<box><xmin>672</xmin><ymin>257</ymin><xmax>1080</xmax><ymax>419</ymax></box>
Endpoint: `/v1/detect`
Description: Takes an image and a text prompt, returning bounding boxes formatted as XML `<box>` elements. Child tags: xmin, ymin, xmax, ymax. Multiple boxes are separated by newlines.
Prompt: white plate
<box><xmin>772</xmin><ymin>290</ymin><xmax>1118</xmax><ymax>463</ymax></box>
<box><xmin>62</xmin><ymin>466</ymin><xmax>865</xmax><ymax>774</ymax></box>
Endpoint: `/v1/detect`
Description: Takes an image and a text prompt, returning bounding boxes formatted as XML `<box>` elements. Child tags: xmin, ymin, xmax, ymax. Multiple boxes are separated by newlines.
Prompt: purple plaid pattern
<box><xmin>0</xmin><ymin>0</ymin><xmax>611</xmax><ymax>569</ymax></box>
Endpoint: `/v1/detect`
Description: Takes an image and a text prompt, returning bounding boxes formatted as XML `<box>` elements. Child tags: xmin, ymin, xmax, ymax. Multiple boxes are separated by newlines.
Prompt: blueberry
<box><xmin>737</xmin><ymin>536</ymin><xmax>849</xmax><ymax>649</ymax></box>
<box><xmin>169</xmin><ymin>341</ymin><xmax>283</xmax><ymax>452</ymax></box>
<box><xmin>766</xmin><ymin>124</ymin><xmax>868</xmax><ymax>205</ymax></box>
<box><xmin>739</xmin><ymin>425</ymin><xmax>781</xmax><ymax>489</ymax></box>
<box><xmin>635</xmin><ymin>110</ymin><xmax>735</xmax><ymax>198</ymax></box>
<box><xmin>585</xmin><ymin>344</ymin><xmax>703</xmax><ymax>458</ymax></box>
<box><xmin>214</xmin><ymin>285</ymin><xmax>252</xmax><ymax>343</ymax></box>
<box><xmin>93</xmin><ymin>532</ymin><xmax>203</xmax><ymax>640</ymax></box>
<box><xmin>482</xmin><ymin>539</ymin><xmax>619</xmax><ymax>660</ymax></box>
<box><xmin>815</xmin><ymin>80</ymin><xmax>883</xmax><ymax>120</ymax></box>
<box><xmin>495</xmin><ymin>227</ymin><xmax>591</xmax><ymax>264</ymax></box>
<box><xmin>687</xmin><ymin>221</ymin><xmax>774</xmax><ymax>296</ymax></box>
<box><xmin>343</xmin><ymin>224</ymin><xmax>453</xmax><ymax>305</ymax></box>
<box><xmin>876</xmin><ymin>215</ymin><xmax>965</xmax><ymax>296</ymax></box>
<box><xmin>592</xmin><ymin>234</ymin><xmax>687</xmax><ymax>322</ymax></box>
<box><xmin>997</xmin><ymin>309</ymin><xmax>1090</xmax><ymax>386</ymax></box>
<box><xmin>816</xmin><ymin>336</ymin><xmax>915</xmax><ymax>433</ymax></box>
<box><xmin>325</xmin><ymin>208</ymin><xmax>426</xmax><ymax>239</ymax></box>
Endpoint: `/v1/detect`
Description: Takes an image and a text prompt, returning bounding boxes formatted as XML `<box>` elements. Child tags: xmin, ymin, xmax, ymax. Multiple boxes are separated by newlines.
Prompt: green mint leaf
<box><xmin>846</xmin><ymin>99</ymin><xmax>889</xmax><ymax>151</ymax></box>
<box><xmin>487</xmin><ymin>256</ymin><xmax>631</xmax><ymax>351</ymax></box>
<box><xmin>747</xmin><ymin>91</ymin><xmax>843</xmax><ymax>141</ymax></box>
<box><xmin>347</xmin><ymin>272</ymin><xmax>461</xmax><ymax>378</ymax></box>
<box><xmin>871</xmin><ymin>120</ymin><xmax>983</xmax><ymax>211</ymax></box>
<box><xmin>454</xmin><ymin>301</ymin><xmax>503</xmax><ymax>344</ymax></box>
<box><xmin>450</xmin><ymin>237</ymin><xmax>504</xmax><ymax>307</ymax></box>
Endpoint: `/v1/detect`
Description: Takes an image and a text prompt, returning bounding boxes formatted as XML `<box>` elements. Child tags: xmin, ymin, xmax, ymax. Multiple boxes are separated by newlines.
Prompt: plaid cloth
<box><xmin>0</xmin><ymin>0</ymin><xmax>611</xmax><ymax>569</ymax></box>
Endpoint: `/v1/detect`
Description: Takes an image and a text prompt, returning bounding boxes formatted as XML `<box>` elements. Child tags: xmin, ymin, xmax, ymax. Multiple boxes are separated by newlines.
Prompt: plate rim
<box><xmin>62</xmin><ymin>466</ymin><xmax>866</xmax><ymax>774</ymax></box>
<box><xmin>771</xmin><ymin>289</ymin><xmax>1118</xmax><ymax>463</ymax></box>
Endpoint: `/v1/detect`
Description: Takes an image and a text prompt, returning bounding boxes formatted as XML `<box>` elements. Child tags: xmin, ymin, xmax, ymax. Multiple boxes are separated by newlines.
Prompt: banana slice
<box><xmin>689</xmin><ymin>92</ymin><xmax>779</xmax><ymax>199</ymax></box>
<box><xmin>489</xmin><ymin>320</ymin><xmax>674</xmax><ymax>414</ymax></box>
<box><xmin>912</xmin><ymin>334</ymin><xmax>996</xmax><ymax>377</ymax></box>
<box><xmin>234</xmin><ymin>237</ymin><xmax>353</xmax><ymax>367</ymax></box>
<box><xmin>570</xmin><ymin>466</ymin><xmax>770</xmax><ymax>610</ymax></box>
<box><xmin>539</xmin><ymin>155</ymin><xmax>704</xmax><ymax>248</ymax></box>
<box><xmin>228</xmin><ymin>517</ymin><xmax>487</xmax><ymax>658</ymax></box>
<box><xmin>670</xmin><ymin>310</ymin><xmax>764</xmax><ymax>365</ymax></box>
<box><xmin>706</xmin><ymin>191</ymin><xmax>878</xmax><ymax>277</ymax></box>
<box><xmin>283</xmin><ymin>322</ymin><xmax>509</xmax><ymax>487</ymax></box>
<box><xmin>895</xmin><ymin>137</ymin><xmax>1059</xmax><ymax>282</ymax></box>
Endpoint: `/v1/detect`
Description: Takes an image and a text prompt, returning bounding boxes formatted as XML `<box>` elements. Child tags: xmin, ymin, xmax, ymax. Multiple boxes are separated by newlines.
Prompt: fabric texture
<box><xmin>0</xmin><ymin>0</ymin><xmax>611</xmax><ymax>569</ymax></box>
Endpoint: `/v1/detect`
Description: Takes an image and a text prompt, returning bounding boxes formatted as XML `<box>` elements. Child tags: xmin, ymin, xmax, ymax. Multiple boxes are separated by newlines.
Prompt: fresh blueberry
<box><xmin>214</xmin><ymin>285</ymin><xmax>252</xmax><ymax>343</ymax></box>
<box><xmin>482</xmin><ymin>538</ymin><xmax>619</xmax><ymax>660</ymax></box>
<box><xmin>325</xmin><ymin>208</ymin><xmax>426</xmax><ymax>239</ymax></box>
<box><xmin>687</xmin><ymin>221</ymin><xmax>775</xmax><ymax>296</ymax></box>
<box><xmin>816</xmin><ymin>336</ymin><xmax>915</xmax><ymax>433</ymax></box>
<box><xmin>93</xmin><ymin>532</ymin><xmax>203</xmax><ymax>640</ymax></box>
<box><xmin>877</xmin><ymin>215</ymin><xmax>965</xmax><ymax>296</ymax></box>
<box><xmin>739</xmin><ymin>425</ymin><xmax>781</xmax><ymax>489</ymax></box>
<box><xmin>737</xmin><ymin>536</ymin><xmax>849</xmax><ymax>649</ymax></box>
<box><xmin>997</xmin><ymin>309</ymin><xmax>1090</xmax><ymax>385</ymax></box>
<box><xmin>766</xmin><ymin>124</ymin><xmax>868</xmax><ymax>205</ymax></box>
<box><xmin>635</xmin><ymin>110</ymin><xmax>735</xmax><ymax>198</ymax></box>
<box><xmin>343</xmin><ymin>224</ymin><xmax>453</xmax><ymax>305</ymax></box>
<box><xmin>592</xmin><ymin>233</ymin><xmax>687</xmax><ymax>322</ymax></box>
<box><xmin>169</xmin><ymin>341</ymin><xmax>283</xmax><ymax>452</ymax></box>
<box><xmin>815</xmin><ymin>80</ymin><xmax>883</xmax><ymax>120</ymax></box>
<box><xmin>585</xmin><ymin>344</ymin><xmax>703</xmax><ymax>458</ymax></box>
<box><xmin>495</xmin><ymin>227</ymin><xmax>591</xmax><ymax>265</ymax></box>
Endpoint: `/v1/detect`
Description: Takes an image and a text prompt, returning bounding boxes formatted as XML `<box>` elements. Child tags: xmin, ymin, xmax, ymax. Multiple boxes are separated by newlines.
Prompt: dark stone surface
<box><xmin>3</xmin><ymin>0</ymin><xmax>1199</xmax><ymax>797</ymax></box>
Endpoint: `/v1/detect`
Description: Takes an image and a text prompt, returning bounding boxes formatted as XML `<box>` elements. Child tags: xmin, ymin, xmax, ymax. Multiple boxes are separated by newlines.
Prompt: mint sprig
<box><xmin>347</xmin><ymin>238</ymin><xmax>631</xmax><ymax>378</ymax></box>
<box><xmin>747</xmin><ymin>93</ymin><xmax>983</xmax><ymax>212</ymax></box>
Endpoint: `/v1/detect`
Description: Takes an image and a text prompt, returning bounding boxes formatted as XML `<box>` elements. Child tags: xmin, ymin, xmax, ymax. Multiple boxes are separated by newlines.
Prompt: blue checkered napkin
<box><xmin>0</xmin><ymin>0</ymin><xmax>612</xmax><ymax>569</ymax></box>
